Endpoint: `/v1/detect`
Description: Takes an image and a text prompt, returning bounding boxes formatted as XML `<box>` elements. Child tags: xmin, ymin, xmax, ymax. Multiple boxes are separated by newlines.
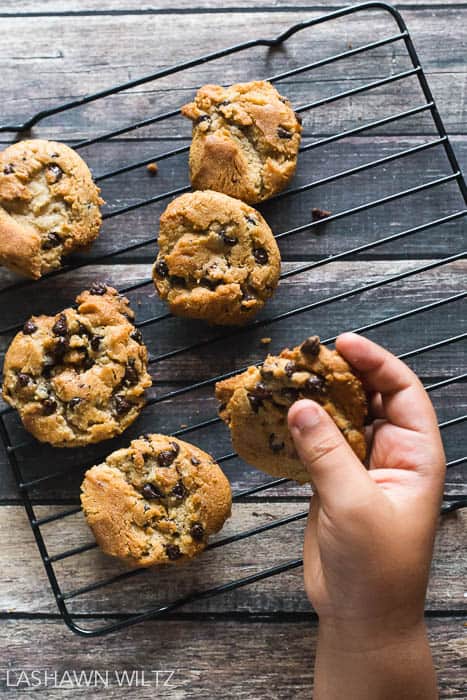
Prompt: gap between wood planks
<box><xmin>3</xmin><ymin>5</ymin><xmax>467</xmax><ymax>19</ymax></box>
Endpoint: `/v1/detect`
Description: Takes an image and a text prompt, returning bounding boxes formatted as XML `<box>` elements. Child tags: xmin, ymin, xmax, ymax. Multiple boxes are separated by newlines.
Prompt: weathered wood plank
<box><xmin>0</xmin><ymin>505</ymin><xmax>465</xmax><ymax>614</ymax></box>
<box><xmin>1</xmin><ymin>138</ymin><xmax>465</xmax><ymax>269</ymax></box>
<box><xmin>0</xmin><ymin>377</ymin><xmax>464</xmax><ymax>500</ymax></box>
<box><xmin>0</xmin><ymin>617</ymin><xmax>464</xmax><ymax>699</ymax></box>
<box><xmin>1</xmin><ymin>11</ymin><xmax>467</xmax><ymax>137</ymax></box>
<box><xmin>4</xmin><ymin>1</ymin><xmax>467</xmax><ymax>12</ymax></box>
<box><xmin>1</xmin><ymin>260</ymin><xmax>464</xmax><ymax>370</ymax></box>
<box><xmin>0</xmin><ymin>259</ymin><xmax>464</xmax><ymax>497</ymax></box>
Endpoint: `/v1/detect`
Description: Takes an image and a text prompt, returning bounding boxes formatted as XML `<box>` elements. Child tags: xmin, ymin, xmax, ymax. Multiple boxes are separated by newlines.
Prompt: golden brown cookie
<box><xmin>2</xmin><ymin>284</ymin><xmax>152</xmax><ymax>447</ymax></box>
<box><xmin>152</xmin><ymin>190</ymin><xmax>281</xmax><ymax>325</ymax></box>
<box><xmin>81</xmin><ymin>434</ymin><xmax>232</xmax><ymax>567</ymax></box>
<box><xmin>181</xmin><ymin>80</ymin><xmax>302</xmax><ymax>204</ymax></box>
<box><xmin>216</xmin><ymin>336</ymin><xmax>367</xmax><ymax>483</ymax></box>
<box><xmin>0</xmin><ymin>139</ymin><xmax>103</xmax><ymax>278</ymax></box>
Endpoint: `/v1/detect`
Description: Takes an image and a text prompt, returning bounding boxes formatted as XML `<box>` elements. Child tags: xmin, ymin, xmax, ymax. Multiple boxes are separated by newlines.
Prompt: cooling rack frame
<box><xmin>0</xmin><ymin>1</ymin><xmax>466</xmax><ymax>636</ymax></box>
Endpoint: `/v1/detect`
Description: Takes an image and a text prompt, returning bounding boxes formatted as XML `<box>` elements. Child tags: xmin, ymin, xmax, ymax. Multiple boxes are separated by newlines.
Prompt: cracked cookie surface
<box><xmin>0</xmin><ymin>139</ymin><xmax>103</xmax><ymax>278</ymax></box>
<box><xmin>181</xmin><ymin>80</ymin><xmax>302</xmax><ymax>204</ymax></box>
<box><xmin>81</xmin><ymin>434</ymin><xmax>232</xmax><ymax>567</ymax></box>
<box><xmin>153</xmin><ymin>190</ymin><xmax>281</xmax><ymax>325</ymax></box>
<box><xmin>2</xmin><ymin>284</ymin><xmax>152</xmax><ymax>447</ymax></box>
<box><xmin>216</xmin><ymin>336</ymin><xmax>367</xmax><ymax>483</ymax></box>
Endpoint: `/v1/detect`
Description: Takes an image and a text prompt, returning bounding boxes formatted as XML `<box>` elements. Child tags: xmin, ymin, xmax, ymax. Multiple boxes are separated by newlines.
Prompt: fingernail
<box><xmin>291</xmin><ymin>402</ymin><xmax>321</xmax><ymax>433</ymax></box>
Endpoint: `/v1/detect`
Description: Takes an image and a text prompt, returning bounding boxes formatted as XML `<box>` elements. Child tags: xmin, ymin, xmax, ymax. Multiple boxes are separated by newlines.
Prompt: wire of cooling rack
<box><xmin>0</xmin><ymin>1</ymin><xmax>466</xmax><ymax>636</ymax></box>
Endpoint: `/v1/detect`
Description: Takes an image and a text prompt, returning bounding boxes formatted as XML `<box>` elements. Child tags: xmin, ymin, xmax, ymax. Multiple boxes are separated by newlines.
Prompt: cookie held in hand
<box><xmin>2</xmin><ymin>284</ymin><xmax>152</xmax><ymax>447</ymax></box>
<box><xmin>81</xmin><ymin>434</ymin><xmax>232</xmax><ymax>567</ymax></box>
<box><xmin>182</xmin><ymin>80</ymin><xmax>302</xmax><ymax>203</ymax></box>
<box><xmin>216</xmin><ymin>336</ymin><xmax>367</xmax><ymax>483</ymax></box>
<box><xmin>153</xmin><ymin>190</ymin><xmax>281</xmax><ymax>325</ymax></box>
<box><xmin>0</xmin><ymin>139</ymin><xmax>103</xmax><ymax>278</ymax></box>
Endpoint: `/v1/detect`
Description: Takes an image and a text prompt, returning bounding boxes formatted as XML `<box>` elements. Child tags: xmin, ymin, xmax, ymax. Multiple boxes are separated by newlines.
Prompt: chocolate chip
<box><xmin>42</xmin><ymin>398</ymin><xmax>57</xmax><ymax>415</ymax></box>
<box><xmin>52</xmin><ymin>313</ymin><xmax>68</xmax><ymax>337</ymax></box>
<box><xmin>78</xmin><ymin>322</ymin><xmax>92</xmax><ymax>338</ymax></box>
<box><xmin>68</xmin><ymin>397</ymin><xmax>81</xmax><ymax>409</ymax></box>
<box><xmin>154</xmin><ymin>259</ymin><xmax>168</xmax><ymax>278</ymax></box>
<box><xmin>248</xmin><ymin>382</ymin><xmax>273</xmax><ymax>411</ymax></box>
<box><xmin>131</xmin><ymin>329</ymin><xmax>143</xmax><ymax>345</ymax></box>
<box><xmin>252</xmin><ymin>382</ymin><xmax>273</xmax><ymax>401</ymax></box>
<box><xmin>284</xmin><ymin>361</ymin><xmax>297</xmax><ymax>377</ymax></box>
<box><xmin>220</xmin><ymin>229</ymin><xmax>238</xmax><ymax>246</ymax></box>
<box><xmin>269</xmin><ymin>433</ymin><xmax>285</xmax><ymax>453</ymax></box>
<box><xmin>253</xmin><ymin>247</ymin><xmax>268</xmax><ymax>265</ymax></box>
<box><xmin>41</xmin><ymin>232</ymin><xmax>61</xmax><ymax>250</ymax></box>
<box><xmin>300</xmin><ymin>336</ymin><xmax>320</xmax><ymax>357</ymax></box>
<box><xmin>170</xmin><ymin>275</ymin><xmax>186</xmax><ymax>288</ymax></box>
<box><xmin>47</xmin><ymin>163</ymin><xmax>63</xmax><ymax>182</ymax></box>
<box><xmin>294</xmin><ymin>111</ymin><xmax>303</xmax><ymax>125</ymax></box>
<box><xmin>191</xmin><ymin>456</ymin><xmax>200</xmax><ymax>466</ymax></box>
<box><xmin>82</xmin><ymin>355</ymin><xmax>94</xmax><ymax>370</ymax></box>
<box><xmin>17</xmin><ymin>373</ymin><xmax>32</xmax><ymax>388</ymax></box>
<box><xmin>277</xmin><ymin>126</ymin><xmax>292</xmax><ymax>139</ymax></box>
<box><xmin>200</xmin><ymin>277</ymin><xmax>219</xmax><ymax>290</ymax></box>
<box><xmin>248</xmin><ymin>393</ymin><xmax>263</xmax><ymax>413</ymax></box>
<box><xmin>123</xmin><ymin>362</ymin><xmax>139</xmax><ymax>386</ymax></box>
<box><xmin>302</xmin><ymin>375</ymin><xmax>326</xmax><ymax>396</ymax></box>
<box><xmin>241</xmin><ymin>287</ymin><xmax>256</xmax><ymax>304</ymax></box>
<box><xmin>114</xmin><ymin>396</ymin><xmax>132</xmax><ymax>415</ymax></box>
<box><xmin>245</xmin><ymin>216</ymin><xmax>257</xmax><ymax>226</ymax></box>
<box><xmin>89</xmin><ymin>282</ymin><xmax>107</xmax><ymax>296</ymax></box>
<box><xmin>190</xmin><ymin>522</ymin><xmax>205</xmax><ymax>542</ymax></box>
<box><xmin>90</xmin><ymin>335</ymin><xmax>101</xmax><ymax>351</ymax></box>
<box><xmin>3</xmin><ymin>163</ymin><xmax>15</xmax><ymax>174</ymax></box>
<box><xmin>142</xmin><ymin>483</ymin><xmax>163</xmax><ymax>500</ymax></box>
<box><xmin>218</xmin><ymin>100</ymin><xmax>230</xmax><ymax>107</ymax></box>
<box><xmin>195</xmin><ymin>114</ymin><xmax>210</xmax><ymax>125</ymax></box>
<box><xmin>53</xmin><ymin>336</ymin><xmax>69</xmax><ymax>359</ymax></box>
<box><xmin>157</xmin><ymin>445</ymin><xmax>179</xmax><ymax>468</ymax></box>
<box><xmin>260</xmin><ymin>366</ymin><xmax>274</xmax><ymax>381</ymax></box>
<box><xmin>171</xmin><ymin>480</ymin><xmax>187</xmax><ymax>500</ymax></box>
<box><xmin>23</xmin><ymin>320</ymin><xmax>37</xmax><ymax>335</ymax></box>
<box><xmin>280</xmin><ymin>387</ymin><xmax>300</xmax><ymax>403</ymax></box>
<box><xmin>311</xmin><ymin>207</ymin><xmax>331</xmax><ymax>222</ymax></box>
<box><xmin>42</xmin><ymin>357</ymin><xmax>54</xmax><ymax>378</ymax></box>
<box><xmin>165</xmin><ymin>544</ymin><xmax>182</xmax><ymax>560</ymax></box>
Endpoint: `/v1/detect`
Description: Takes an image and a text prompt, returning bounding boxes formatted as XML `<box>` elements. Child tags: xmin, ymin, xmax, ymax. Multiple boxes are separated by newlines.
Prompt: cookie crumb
<box><xmin>261</xmin><ymin>337</ymin><xmax>272</xmax><ymax>345</ymax></box>
<box><xmin>147</xmin><ymin>162</ymin><xmax>158</xmax><ymax>175</ymax></box>
<box><xmin>311</xmin><ymin>207</ymin><xmax>331</xmax><ymax>222</ymax></box>
<box><xmin>180</xmin><ymin>423</ymin><xmax>188</xmax><ymax>428</ymax></box>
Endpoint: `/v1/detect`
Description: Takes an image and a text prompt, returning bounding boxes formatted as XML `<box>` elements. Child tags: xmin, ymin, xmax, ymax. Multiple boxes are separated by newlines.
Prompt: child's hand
<box><xmin>288</xmin><ymin>333</ymin><xmax>444</xmax><ymax>699</ymax></box>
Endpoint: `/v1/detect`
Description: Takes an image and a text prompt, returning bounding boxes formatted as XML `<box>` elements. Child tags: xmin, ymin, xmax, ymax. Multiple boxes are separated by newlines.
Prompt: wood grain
<box><xmin>1</xmin><ymin>10</ymin><xmax>467</xmax><ymax>138</ymax></box>
<box><xmin>4</xmin><ymin>1</ymin><xmax>467</xmax><ymax>11</ymax></box>
<box><xmin>0</xmin><ymin>505</ymin><xmax>465</xmax><ymax>615</ymax></box>
<box><xmin>0</xmin><ymin>617</ymin><xmax>465</xmax><ymax>699</ymax></box>
<box><xmin>0</xmin><ymin>7</ymin><xmax>465</xmax><ymax>697</ymax></box>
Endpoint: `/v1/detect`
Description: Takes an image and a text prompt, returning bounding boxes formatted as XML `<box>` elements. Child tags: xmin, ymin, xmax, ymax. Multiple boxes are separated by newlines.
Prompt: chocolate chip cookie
<box><xmin>81</xmin><ymin>434</ymin><xmax>232</xmax><ymax>567</ymax></box>
<box><xmin>216</xmin><ymin>336</ymin><xmax>367</xmax><ymax>483</ymax></box>
<box><xmin>181</xmin><ymin>80</ymin><xmax>302</xmax><ymax>204</ymax></box>
<box><xmin>152</xmin><ymin>190</ymin><xmax>281</xmax><ymax>325</ymax></box>
<box><xmin>0</xmin><ymin>139</ymin><xmax>103</xmax><ymax>278</ymax></box>
<box><xmin>2</xmin><ymin>284</ymin><xmax>152</xmax><ymax>447</ymax></box>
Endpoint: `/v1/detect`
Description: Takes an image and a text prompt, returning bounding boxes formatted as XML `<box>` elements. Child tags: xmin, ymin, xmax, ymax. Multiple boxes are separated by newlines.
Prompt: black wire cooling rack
<box><xmin>0</xmin><ymin>1</ymin><xmax>466</xmax><ymax>637</ymax></box>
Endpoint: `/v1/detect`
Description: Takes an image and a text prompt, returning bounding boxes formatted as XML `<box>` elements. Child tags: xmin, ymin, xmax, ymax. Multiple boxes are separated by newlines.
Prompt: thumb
<box><xmin>288</xmin><ymin>399</ymin><xmax>373</xmax><ymax>511</ymax></box>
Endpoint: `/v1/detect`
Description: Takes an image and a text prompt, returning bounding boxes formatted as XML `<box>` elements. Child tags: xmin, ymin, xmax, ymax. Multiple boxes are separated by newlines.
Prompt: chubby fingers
<box><xmin>336</xmin><ymin>333</ymin><xmax>440</xmax><ymax>437</ymax></box>
<box><xmin>288</xmin><ymin>399</ymin><xmax>374</xmax><ymax>512</ymax></box>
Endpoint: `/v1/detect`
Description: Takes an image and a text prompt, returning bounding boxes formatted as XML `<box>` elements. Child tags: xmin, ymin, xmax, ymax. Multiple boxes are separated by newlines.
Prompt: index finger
<box><xmin>335</xmin><ymin>332</ymin><xmax>439</xmax><ymax>435</ymax></box>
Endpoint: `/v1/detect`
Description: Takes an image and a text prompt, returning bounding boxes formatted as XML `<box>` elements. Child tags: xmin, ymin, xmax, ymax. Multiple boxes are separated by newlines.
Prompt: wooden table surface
<box><xmin>0</xmin><ymin>1</ymin><xmax>466</xmax><ymax>697</ymax></box>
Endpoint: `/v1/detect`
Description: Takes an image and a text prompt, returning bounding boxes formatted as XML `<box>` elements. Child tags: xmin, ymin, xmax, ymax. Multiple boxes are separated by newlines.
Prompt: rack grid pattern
<box><xmin>0</xmin><ymin>1</ymin><xmax>466</xmax><ymax>636</ymax></box>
